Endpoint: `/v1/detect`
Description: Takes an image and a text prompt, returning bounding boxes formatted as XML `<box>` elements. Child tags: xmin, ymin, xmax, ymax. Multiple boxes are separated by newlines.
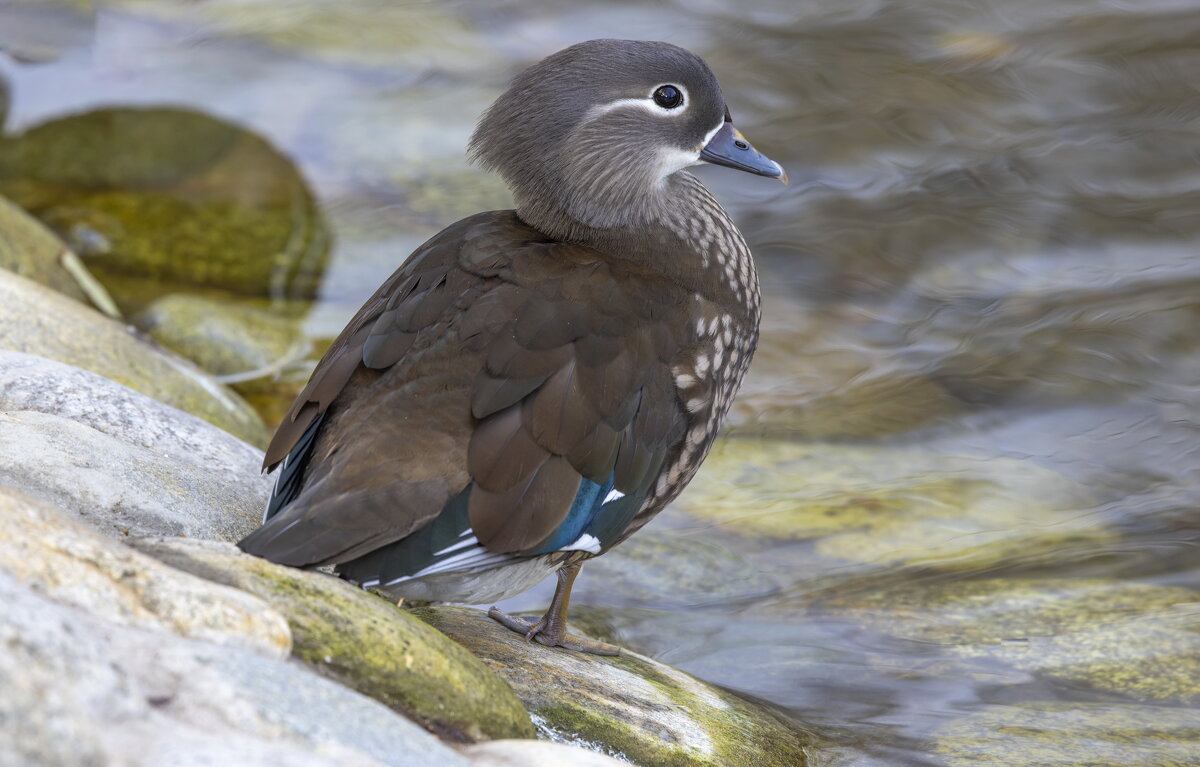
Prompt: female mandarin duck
<box><xmin>238</xmin><ymin>39</ymin><xmax>785</xmax><ymax>655</ymax></box>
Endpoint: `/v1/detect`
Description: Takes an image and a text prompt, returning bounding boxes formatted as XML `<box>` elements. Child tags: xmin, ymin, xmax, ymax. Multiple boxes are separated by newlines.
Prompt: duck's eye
<box><xmin>653</xmin><ymin>85</ymin><xmax>683</xmax><ymax>109</ymax></box>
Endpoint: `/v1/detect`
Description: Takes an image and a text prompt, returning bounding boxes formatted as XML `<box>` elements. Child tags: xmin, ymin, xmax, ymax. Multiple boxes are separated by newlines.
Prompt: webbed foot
<box><xmin>487</xmin><ymin>606</ymin><xmax>620</xmax><ymax>656</ymax></box>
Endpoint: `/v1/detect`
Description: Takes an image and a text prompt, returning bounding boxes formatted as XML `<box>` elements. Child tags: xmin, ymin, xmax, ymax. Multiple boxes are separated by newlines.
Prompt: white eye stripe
<box><xmin>584</xmin><ymin>83</ymin><xmax>693</xmax><ymax>121</ymax></box>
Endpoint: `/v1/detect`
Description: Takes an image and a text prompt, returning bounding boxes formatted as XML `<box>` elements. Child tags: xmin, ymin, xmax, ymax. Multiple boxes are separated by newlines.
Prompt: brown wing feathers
<box><xmin>248</xmin><ymin>211</ymin><xmax>690</xmax><ymax>567</ymax></box>
<box><xmin>464</xmin><ymin>243</ymin><xmax>688</xmax><ymax>554</ymax></box>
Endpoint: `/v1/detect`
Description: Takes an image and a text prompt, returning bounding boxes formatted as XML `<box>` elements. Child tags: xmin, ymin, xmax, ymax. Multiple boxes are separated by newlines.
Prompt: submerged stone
<box><xmin>935</xmin><ymin>702</ymin><xmax>1200</xmax><ymax>767</ymax></box>
<box><xmin>132</xmin><ymin>293</ymin><xmax>314</xmax><ymax>425</ymax></box>
<box><xmin>133</xmin><ymin>293</ymin><xmax>308</xmax><ymax>379</ymax></box>
<box><xmin>674</xmin><ymin>438</ymin><xmax>1108</xmax><ymax>572</ymax></box>
<box><xmin>822</xmin><ymin>578</ymin><xmax>1200</xmax><ymax>703</ymax></box>
<box><xmin>575</xmin><ymin>527</ymin><xmax>778</xmax><ymax>609</ymax></box>
<box><xmin>413</xmin><ymin>606</ymin><xmax>816</xmax><ymax>767</ymax></box>
<box><xmin>0</xmin><ymin>269</ymin><xmax>268</xmax><ymax>445</ymax></box>
<box><xmin>0</xmin><ymin>107</ymin><xmax>329</xmax><ymax>301</ymax></box>
<box><xmin>133</xmin><ymin>538</ymin><xmax>534</xmax><ymax>743</ymax></box>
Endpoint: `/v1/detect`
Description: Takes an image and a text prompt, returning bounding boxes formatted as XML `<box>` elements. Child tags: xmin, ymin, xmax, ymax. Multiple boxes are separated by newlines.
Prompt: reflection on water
<box><xmin>3</xmin><ymin>0</ymin><xmax>1199</xmax><ymax>763</ymax></box>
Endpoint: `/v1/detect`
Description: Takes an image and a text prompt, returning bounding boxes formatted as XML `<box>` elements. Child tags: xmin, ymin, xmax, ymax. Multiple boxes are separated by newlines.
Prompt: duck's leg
<box><xmin>488</xmin><ymin>562</ymin><xmax>619</xmax><ymax>656</ymax></box>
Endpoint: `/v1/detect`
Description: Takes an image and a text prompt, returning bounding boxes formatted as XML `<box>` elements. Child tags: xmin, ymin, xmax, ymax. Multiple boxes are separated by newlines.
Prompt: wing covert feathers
<box><xmin>249</xmin><ymin>210</ymin><xmax>691</xmax><ymax>568</ymax></box>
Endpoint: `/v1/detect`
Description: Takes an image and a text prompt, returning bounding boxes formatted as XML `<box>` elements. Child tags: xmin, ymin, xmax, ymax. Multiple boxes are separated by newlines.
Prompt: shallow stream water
<box><xmin>2</xmin><ymin>1</ymin><xmax>1198</xmax><ymax>764</ymax></box>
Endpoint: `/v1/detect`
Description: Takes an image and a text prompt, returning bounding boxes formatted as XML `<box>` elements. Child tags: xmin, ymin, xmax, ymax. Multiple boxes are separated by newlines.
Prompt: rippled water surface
<box><xmin>3</xmin><ymin>1</ymin><xmax>1198</xmax><ymax>764</ymax></box>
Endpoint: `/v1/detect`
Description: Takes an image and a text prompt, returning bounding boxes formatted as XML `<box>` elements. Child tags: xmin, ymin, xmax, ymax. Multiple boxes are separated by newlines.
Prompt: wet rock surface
<box><xmin>413</xmin><ymin>606</ymin><xmax>816</xmax><ymax>767</ymax></box>
<box><xmin>133</xmin><ymin>537</ymin><xmax>535</xmax><ymax>743</ymax></box>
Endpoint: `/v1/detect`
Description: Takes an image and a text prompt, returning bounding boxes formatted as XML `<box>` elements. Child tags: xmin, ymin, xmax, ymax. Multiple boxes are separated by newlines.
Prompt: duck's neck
<box><xmin>516</xmin><ymin>171</ymin><xmax>760</xmax><ymax>323</ymax></box>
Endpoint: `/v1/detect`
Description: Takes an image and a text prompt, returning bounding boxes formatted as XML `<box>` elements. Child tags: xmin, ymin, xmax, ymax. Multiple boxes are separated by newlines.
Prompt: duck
<box><xmin>237</xmin><ymin>38</ymin><xmax>785</xmax><ymax>655</ymax></box>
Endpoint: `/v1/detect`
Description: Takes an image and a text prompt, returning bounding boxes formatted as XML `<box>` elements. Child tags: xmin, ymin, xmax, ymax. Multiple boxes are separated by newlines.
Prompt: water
<box><xmin>2</xmin><ymin>1</ymin><xmax>1198</xmax><ymax>764</ymax></box>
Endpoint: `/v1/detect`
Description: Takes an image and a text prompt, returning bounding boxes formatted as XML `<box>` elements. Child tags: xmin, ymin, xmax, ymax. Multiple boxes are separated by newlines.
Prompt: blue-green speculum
<box><xmin>700</xmin><ymin>115</ymin><xmax>788</xmax><ymax>184</ymax></box>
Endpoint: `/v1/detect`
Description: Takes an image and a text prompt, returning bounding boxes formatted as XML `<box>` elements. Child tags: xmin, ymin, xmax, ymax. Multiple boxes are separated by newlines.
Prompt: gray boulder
<box><xmin>0</xmin><ymin>350</ymin><xmax>272</xmax><ymax>541</ymax></box>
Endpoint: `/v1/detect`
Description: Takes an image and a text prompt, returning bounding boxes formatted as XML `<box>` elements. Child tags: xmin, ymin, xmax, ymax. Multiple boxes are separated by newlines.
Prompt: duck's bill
<box><xmin>699</xmin><ymin>121</ymin><xmax>788</xmax><ymax>184</ymax></box>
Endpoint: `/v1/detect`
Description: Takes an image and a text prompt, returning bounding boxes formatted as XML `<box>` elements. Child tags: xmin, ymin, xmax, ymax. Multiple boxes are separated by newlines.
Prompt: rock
<box><xmin>0</xmin><ymin>269</ymin><xmax>268</xmax><ymax>445</ymax></box>
<box><xmin>0</xmin><ymin>107</ymin><xmax>329</xmax><ymax>302</ymax></box>
<box><xmin>673</xmin><ymin>438</ymin><xmax>1110</xmax><ymax>574</ymax></box>
<box><xmin>822</xmin><ymin>578</ymin><xmax>1200</xmax><ymax>703</ymax></box>
<box><xmin>0</xmin><ymin>194</ymin><xmax>90</xmax><ymax>302</ymax></box>
<box><xmin>463</xmin><ymin>740</ymin><xmax>631</xmax><ymax>766</ymax></box>
<box><xmin>0</xmin><ymin>351</ymin><xmax>271</xmax><ymax>539</ymax></box>
<box><xmin>0</xmin><ymin>485</ymin><xmax>290</xmax><ymax>655</ymax></box>
<box><xmin>934</xmin><ymin>702</ymin><xmax>1200</xmax><ymax>766</ymax></box>
<box><xmin>574</xmin><ymin>527</ymin><xmax>777</xmax><ymax>609</ymax></box>
<box><xmin>413</xmin><ymin>606</ymin><xmax>814</xmax><ymax>767</ymax></box>
<box><xmin>0</xmin><ymin>571</ymin><xmax>474</xmax><ymax>767</ymax></box>
<box><xmin>133</xmin><ymin>293</ymin><xmax>309</xmax><ymax>378</ymax></box>
<box><xmin>131</xmin><ymin>537</ymin><xmax>535</xmax><ymax>743</ymax></box>
<box><xmin>132</xmin><ymin>292</ymin><xmax>315</xmax><ymax>426</ymax></box>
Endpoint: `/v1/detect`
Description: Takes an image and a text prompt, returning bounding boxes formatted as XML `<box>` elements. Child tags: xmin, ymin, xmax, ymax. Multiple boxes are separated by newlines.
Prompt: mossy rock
<box><xmin>935</xmin><ymin>701</ymin><xmax>1200</xmax><ymax>766</ymax></box>
<box><xmin>822</xmin><ymin>578</ymin><xmax>1200</xmax><ymax>703</ymax></box>
<box><xmin>132</xmin><ymin>293</ymin><xmax>314</xmax><ymax>426</ymax></box>
<box><xmin>0</xmin><ymin>268</ymin><xmax>267</xmax><ymax>446</ymax></box>
<box><xmin>0</xmin><ymin>107</ymin><xmax>329</xmax><ymax>299</ymax></box>
<box><xmin>0</xmin><ymin>194</ymin><xmax>90</xmax><ymax>302</ymax></box>
<box><xmin>674</xmin><ymin>438</ymin><xmax>1109</xmax><ymax>572</ymax></box>
<box><xmin>131</xmin><ymin>538</ymin><xmax>535</xmax><ymax>743</ymax></box>
<box><xmin>412</xmin><ymin>606</ymin><xmax>817</xmax><ymax>767</ymax></box>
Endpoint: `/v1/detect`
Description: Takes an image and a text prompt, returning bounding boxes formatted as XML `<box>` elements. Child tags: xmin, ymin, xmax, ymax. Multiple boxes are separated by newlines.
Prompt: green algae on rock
<box><xmin>413</xmin><ymin>606</ymin><xmax>816</xmax><ymax>767</ymax></box>
<box><xmin>0</xmin><ymin>107</ymin><xmax>329</xmax><ymax>301</ymax></box>
<box><xmin>0</xmin><ymin>268</ymin><xmax>268</xmax><ymax>446</ymax></box>
<box><xmin>935</xmin><ymin>701</ymin><xmax>1200</xmax><ymax>767</ymax></box>
<box><xmin>673</xmin><ymin>438</ymin><xmax>1109</xmax><ymax>573</ymax></box>
<box><xmin>822</xmin><ymin>578</ymin><xmax>1200</xmax><ymax>703</ymax></box>
<box><xmin>131</xmin><ymin>538</ymin><xmax>534</xmax><ymax>743</ymax></box>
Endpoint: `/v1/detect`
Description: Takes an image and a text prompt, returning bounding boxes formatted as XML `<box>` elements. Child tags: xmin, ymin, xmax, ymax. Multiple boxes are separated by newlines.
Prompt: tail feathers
<box><xmin>263</xmin><ymin>411</ymin><xmax>326</xmax><ymax>523</ymax></box>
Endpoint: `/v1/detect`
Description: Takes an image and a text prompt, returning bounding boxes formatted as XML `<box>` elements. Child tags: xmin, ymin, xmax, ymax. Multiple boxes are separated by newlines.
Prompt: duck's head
<box><xmin>469</xmin><ymin>39</ymin><xmax>784</xmax><ymax>236</ymax></box>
